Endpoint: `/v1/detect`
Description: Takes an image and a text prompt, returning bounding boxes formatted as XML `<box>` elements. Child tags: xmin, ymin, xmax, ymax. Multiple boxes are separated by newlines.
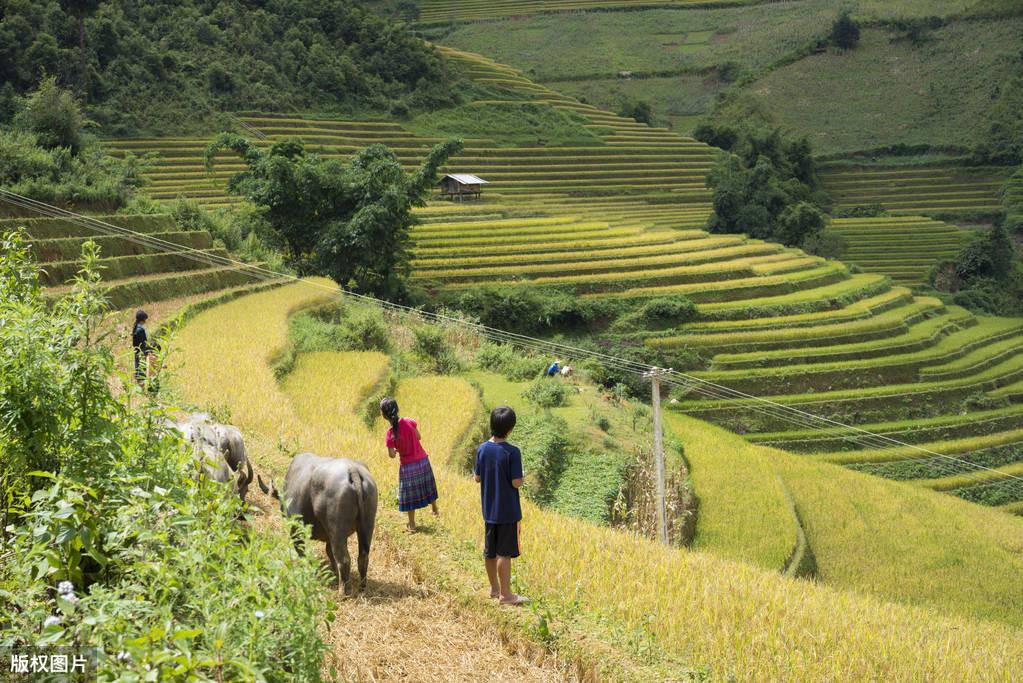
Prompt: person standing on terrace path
<box><xmin>381</xmin><ymin>397</ymin><xmax>440</xmax><ymax>532</ymax></box>
<box><xmin>475</xmin><ymin>405</ymin><xmax>528</xmax><ymax>606</ymax></box>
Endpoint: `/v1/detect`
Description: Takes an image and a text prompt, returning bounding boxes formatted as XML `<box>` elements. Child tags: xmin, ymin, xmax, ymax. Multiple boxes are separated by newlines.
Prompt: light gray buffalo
<box><xmin>258</xmin><ymin>453</ymin><xmax>377</xmax><ymax>592</ymax></box>
<box><xmin>169</xmin><ymin>413</ymin><xmax>254</xmax><ymax>502</ymax></box>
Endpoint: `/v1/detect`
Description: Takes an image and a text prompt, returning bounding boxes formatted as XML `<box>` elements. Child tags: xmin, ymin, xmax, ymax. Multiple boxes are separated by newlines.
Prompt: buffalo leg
<box><xmin>325</xmin><ymin>541</ymin><xmax>339</xmax><ymax>587</ymax></box>
<box><xmin>329</xmin><ymin>526</ymin><xmax>353</xmax><ymax>593</ymax></box>
<box><xmin>356</xmin><ymin>516</ymin><xmax>374</xmax><ymax>590</ymax></box>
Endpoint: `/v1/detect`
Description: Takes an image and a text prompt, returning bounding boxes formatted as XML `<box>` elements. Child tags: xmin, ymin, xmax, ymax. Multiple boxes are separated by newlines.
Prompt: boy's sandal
<box><xmin>500</xmin><ymin>594</ymin><xmax>529</xmax><ymax>606</ymax></box>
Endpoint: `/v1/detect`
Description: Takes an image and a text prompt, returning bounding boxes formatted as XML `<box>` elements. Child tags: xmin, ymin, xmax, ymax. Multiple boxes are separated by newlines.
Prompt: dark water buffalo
<box><xmin>169</xmin><ymin>413</ymin><xmax>254</xmax><ymax>502</ymax></box>
<box><xmin>259</xmin><ymin>453</ymin><xmax>378</xmax><ymax>592</ymax></box>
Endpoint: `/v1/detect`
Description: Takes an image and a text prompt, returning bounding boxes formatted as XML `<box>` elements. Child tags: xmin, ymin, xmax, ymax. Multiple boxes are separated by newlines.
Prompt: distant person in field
<box><xmin>546</xmin><ymin>360</ymin><xmax>561</xmax><ymax>378</ymax></box>
<box><xmin>380</xmin><ymin>397</ymin><xmax>439</xmax><ymax>532</ymax></box>
<box><xmin>474</xmin><ymin>405</ymin><xmax>528</xmax><ymax>606</ymax></box>
<box><xmin>131</xmin><ymin>310</ymin><xmax>159</xmax><ymax>391</ymax></box>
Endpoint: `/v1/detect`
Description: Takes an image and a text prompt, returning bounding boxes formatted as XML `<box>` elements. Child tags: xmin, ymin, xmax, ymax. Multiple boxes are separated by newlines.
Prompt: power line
<box><xmin>4</xmin><ymin>190</ymin><xmax>1022</xmax><ymax>492</ymax></box>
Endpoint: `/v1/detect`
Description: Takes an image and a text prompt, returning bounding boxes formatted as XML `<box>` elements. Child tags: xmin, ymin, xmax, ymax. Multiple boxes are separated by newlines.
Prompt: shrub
<box><xmin>453</xmin><ymin>285</ymin><xmax>618</xmax><ymax>335</ymax></box>
<box><xmin>597</xmin><ymin>416</ymin><xmax>612</xmax><ymax>432</ymax></box>
<box><xmin>522</xmin><ymin>378</ymin><xmax>569</xmax><ymax>408</ymax></box>
<box><xmin>830</xmin><ymin>12</ymin><xmax>861</xmax><ymax>50</ymax></box>
<box><xmin>619</xmin><ymin>98</ymin><xmax>654</xmax><ymax>125</ymax></box>
<box><xmin>13</xmin><ymin>77</ymin><xmax>87</xmax><ymax>155</ymax></box>
<box><xmin>338</xmin><ymin>307</ymin><xmax>392</xmax><ymax>352</ymax></box>
<box><xmin>412</xmin><ymin>325</ymin><xmax>460</xmax><ymax>374</ymax></box>
<box><xmin>0</xmin><ymin>232</ymin><xmax>326</xmax><ymax>678</ymax></box>
<box><xmin>514</xmin><ymin>413</ymin><xmax>570</xmax><ymax>504</ymax></box>
<box><xmin>640</xmin><ymin>296</ymin><xmax>698</xmax><ymax>326</ymax></box>
<box><xmin>802</xmin><ymin>230</ymin><xmax>848</xmax><ymax>259</ymax></box>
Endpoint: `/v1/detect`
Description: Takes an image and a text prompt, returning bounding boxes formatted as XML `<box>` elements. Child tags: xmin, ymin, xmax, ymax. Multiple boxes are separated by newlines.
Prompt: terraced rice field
<box><xmin>167</xmin><ymin>282</ymin><xmax>1023</xmax><ymax>678</ymax></box>
<box><xmin>829</xmin><ymin>215</ymin><xmax>973</xmax><ymax>285</ymax></box>
<box><xmin>105</xmin><ymin>48</ymin><xmax>718</xmax><ymax>218</ymax></box>
<box><xmin>820</xmin><ymin>164</ymin><xmax>1011</xmax><ymax>217</ymax></box>
<box><xmin>99</xmin><ymin>50</ymin><xmax>1023</xmax><ymax>511</ymax></box>
<box><xmin>1</xmin><ymin>214</ymin><xmax>272</xmax><ymax>308</ymax></box>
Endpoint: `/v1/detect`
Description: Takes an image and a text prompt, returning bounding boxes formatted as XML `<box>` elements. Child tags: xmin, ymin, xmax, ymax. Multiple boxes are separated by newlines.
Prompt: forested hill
<box><xmin>0</xmin><ymin>0</ymin><xmax>460</xmax><ymax>135</ymax></box>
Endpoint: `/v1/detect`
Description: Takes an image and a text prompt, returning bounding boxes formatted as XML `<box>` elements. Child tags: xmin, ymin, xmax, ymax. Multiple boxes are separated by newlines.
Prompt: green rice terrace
<box><xmin>93</xmin><ymin>48</ymin><xmax>1023</xmax><ymax>514</ymax></box>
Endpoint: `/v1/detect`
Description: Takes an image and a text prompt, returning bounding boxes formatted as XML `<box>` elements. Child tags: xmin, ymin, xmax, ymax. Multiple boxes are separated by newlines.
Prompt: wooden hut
<box><xmin>438</xmin><ymin>173</ymin><xmax>488</xmax><ymax>201</ymax></box>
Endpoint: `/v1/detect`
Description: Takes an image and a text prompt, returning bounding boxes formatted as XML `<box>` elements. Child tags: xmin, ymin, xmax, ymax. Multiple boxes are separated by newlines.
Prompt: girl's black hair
<box><xmin>380</xmin><ymin>397</ymin><xmax>400</xmax><ymax>440</ymax></box>
<box><xmin>135</xmin><ymin>310</ymin><xmax>148</xmax><ymax>324</ymax></box>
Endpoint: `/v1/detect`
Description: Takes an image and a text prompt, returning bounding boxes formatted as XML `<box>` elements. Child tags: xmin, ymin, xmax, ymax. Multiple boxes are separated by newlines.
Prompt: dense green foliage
<box><xmin>206</xmin><ymin>133</ymin><xmax>461</xmax><ymax>299</ymax></box>
<box><xmin>0</xmin><ymin>0</ymin><xmax>461</xmax><ymax>135</ymax></box>
<box><xmin>449</xmin><ymin>285</ymin><xmax>616</xmax><ymax>335</ymax></box>
<box><xmin>0</xmin><ymin>232</ymin><xmax>326</xmax><ymax>679</ymax></box>
<box><xmin>0</xmin><ymin>79</ymin><xmax>146</xmax><ymax>211</ymax></box>
<box><xmin>830</xmin><ymin>12</ymin><xmax>861</xmax><ymax>50</ymax></box>
<box><xmin>931</xmin><ymin>223</ymin><xmax>1023</xmax><ymax>316</ymax></box>
<box><xmin>700</xmin><ymin>125</ymin><xmax>828</xmax><ymax>248</ymax></box>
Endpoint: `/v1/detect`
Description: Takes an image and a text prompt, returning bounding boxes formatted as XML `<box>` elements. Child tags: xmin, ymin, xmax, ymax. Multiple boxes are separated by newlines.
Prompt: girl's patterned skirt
<box><xmin>398</xmin><ymin>458</ymin><xmax>438</xmax><ymax>512</ymax></box>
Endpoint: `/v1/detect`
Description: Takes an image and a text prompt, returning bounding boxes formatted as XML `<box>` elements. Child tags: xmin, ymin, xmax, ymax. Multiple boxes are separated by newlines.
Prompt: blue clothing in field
<box><xmin>474</xmin><ymin>440</ymin><xmax>523</xmax><ymax>524</ymax></box>
<box><xmin>546</xmin><ymin>362</ymin><xmax>560</xmax><ymax>376</ymax></box>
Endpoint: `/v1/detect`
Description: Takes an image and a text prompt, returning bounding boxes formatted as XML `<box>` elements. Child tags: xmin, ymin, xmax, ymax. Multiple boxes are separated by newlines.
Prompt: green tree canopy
<box><xmin>0</xmin><ymin>1</ymin><xmax>461</xmax><ymax>134</ymax></box>
<box><xmin>831</xmin><ymin>12</ymin><xmax>861</xmax><ymax>51</ymax></box>
<box><xmin>205</xmin><ymin>134</ymin><xmax>463</xmax><ymax>300</ymax></box>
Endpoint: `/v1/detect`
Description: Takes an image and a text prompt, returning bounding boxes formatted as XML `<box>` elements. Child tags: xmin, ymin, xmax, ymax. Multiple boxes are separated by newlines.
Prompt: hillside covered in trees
<box><xmin>0</xmin><ymin>0</ymin><xmax>462</xmax><ymax>135</ymax></box>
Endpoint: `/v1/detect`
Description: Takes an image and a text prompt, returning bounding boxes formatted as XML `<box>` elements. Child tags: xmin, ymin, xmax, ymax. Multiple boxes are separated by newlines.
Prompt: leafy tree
<box><xmin>205</xmin><ymin>134</ymin><xmax>462</xmax><ymax>299</ymax></box>
<box><xmin>955</xmin><ymin>224</ymin><xmax>1015</xmax><ymax>281</ymax></box>
<box><xmin>14</xmin><ymin>77</ymin><xmax>88</xmax><ymax>155</ymax></box>
<box><xmin>619</xmin><ymin>99</ymin><xmax>654</xmax><ymax>125</ymax></box>
<box><xmin>831</xmin><ymin>11</ymin><xmax>861</xmax><ymax>50</ymax></box>
<box><xmin>702</xmin><ymin>123</ymin><xmax>828</xmax><ymax>247</ymax></box>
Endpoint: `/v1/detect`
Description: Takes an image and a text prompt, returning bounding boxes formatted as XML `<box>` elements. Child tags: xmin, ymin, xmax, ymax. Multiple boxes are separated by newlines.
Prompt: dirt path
<box><xmin>246</xmin><ymin>474</ymin><xmax>572</xmax><ymax>683</ymax></box>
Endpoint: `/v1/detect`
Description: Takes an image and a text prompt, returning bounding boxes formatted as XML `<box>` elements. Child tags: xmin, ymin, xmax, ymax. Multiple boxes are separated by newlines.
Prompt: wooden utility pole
<box><xmin>645</xmin><ymin>366</ymin><xmax>671</xmax><ymax>546</ymax></box>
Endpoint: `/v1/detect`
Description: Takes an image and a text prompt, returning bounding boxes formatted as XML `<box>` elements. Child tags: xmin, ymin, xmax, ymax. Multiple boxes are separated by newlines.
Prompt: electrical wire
<box><xmin>4</xmin><ymin>190</ymin><xmax>1022</xmax><ymax>495</ymax></box>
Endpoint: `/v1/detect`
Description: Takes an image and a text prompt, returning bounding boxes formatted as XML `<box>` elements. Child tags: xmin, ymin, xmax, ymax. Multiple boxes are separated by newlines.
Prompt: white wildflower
<box><xmin>254</xmin><ymin>610</ymin><xmax>266</xmax><ymax>619</ymax></box>
<box><xmin>57</xmin><ymin>581</ymin><xmax>74</xmax><ymax>596</ymax></box>
<box><xmin>43</xmin><ymin>616</ymin><xmax>61</xmax><ymax>628</ymax></box>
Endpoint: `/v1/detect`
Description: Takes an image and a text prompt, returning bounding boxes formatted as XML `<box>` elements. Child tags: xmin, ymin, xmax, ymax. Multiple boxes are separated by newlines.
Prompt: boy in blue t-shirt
<box><xmin>474</xmin><ymin>405</ymin><xmax>528</xmax><ymax>606</ymax></box>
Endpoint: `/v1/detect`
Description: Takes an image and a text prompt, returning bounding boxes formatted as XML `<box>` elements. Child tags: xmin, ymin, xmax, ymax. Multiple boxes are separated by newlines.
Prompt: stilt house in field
<box><xmin>438</xmin><ymin>173</ymin><xmax>488</xmax><ymax>201</ymax></box>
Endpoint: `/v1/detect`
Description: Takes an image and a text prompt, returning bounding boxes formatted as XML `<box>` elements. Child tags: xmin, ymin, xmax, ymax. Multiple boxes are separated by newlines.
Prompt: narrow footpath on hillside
<box><xmin>245</xmin><ymin>468</ymin><xmax>574</xmax><ymax>683</ymax></box>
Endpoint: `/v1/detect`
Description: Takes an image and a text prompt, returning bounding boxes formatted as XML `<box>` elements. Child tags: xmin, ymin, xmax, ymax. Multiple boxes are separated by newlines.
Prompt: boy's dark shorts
<box><xmin>483</xmin><ymin>522</ymin><xmax>520</xmax><ymax>559</ymax></box>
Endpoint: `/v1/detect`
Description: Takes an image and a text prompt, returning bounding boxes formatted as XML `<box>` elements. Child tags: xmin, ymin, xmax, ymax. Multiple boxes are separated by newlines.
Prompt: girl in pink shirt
<box><xmin>380</xmin><ymin>397</ymin><xmax>439</xmax><ymax>532</ymax></box>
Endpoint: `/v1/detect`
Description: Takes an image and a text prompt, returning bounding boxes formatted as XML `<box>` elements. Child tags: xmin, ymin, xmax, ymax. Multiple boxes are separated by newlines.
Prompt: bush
<box><xmin>289</xmin><ymin>303</ymin><xmax>391</xmax><ymax>355</ymax></box>
<box><xmin>412</xmin><ymin>325</ymin><xmax>460</xmax><ymax>374</ymax></box>
<box><xmin>639</xmin><ymin>296</ymin><xmax>697</xmax><ymax>326</ymax></box>
<box><xmin>619</xmin><ymin>99</ymin><xmax>654</xmax><ymax>125</ymax></box>
<box><xmin>0</xmin><ymin>231</ymin><xmax>326</xmax><ymax>679</ymax></box>
<box><xmin>830</xmin><ymin>12</ymin><xmax>861</xmax><ymax>50</ymax></box>
<box><xmin>453</xmin><ymin>285</ymin><xmax>617</xmax><ymax>335</ymax></box>
<box><xmin>522</xmin><ymin>378</ymin><xmax>570</xmax><ymax>408</ymax></box>
<box><xmin>802</xmin><ymin>230</ymin><xmax>848</xmax><ymax>259</ymax></box>
<box><xmin>514</xmin><ymin>413</ymin><xmax>569</xmax><ymax>504</ymax></box>
<box><xmin>13</xmin><ymin>77</ymin><xmax>87</xmax><ymax>155</ymax></box>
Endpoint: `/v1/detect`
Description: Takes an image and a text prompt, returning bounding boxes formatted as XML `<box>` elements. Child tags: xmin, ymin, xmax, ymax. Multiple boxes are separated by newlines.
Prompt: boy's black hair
<box><xmin>135</xmin><ymin>310</ymin><xmax>148</xmax><ymax>323</ymax></box>
<box><xmin>490</xmin><ymin>405</ymin><xmax>516</xmax><ymax>438</ymax></box>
